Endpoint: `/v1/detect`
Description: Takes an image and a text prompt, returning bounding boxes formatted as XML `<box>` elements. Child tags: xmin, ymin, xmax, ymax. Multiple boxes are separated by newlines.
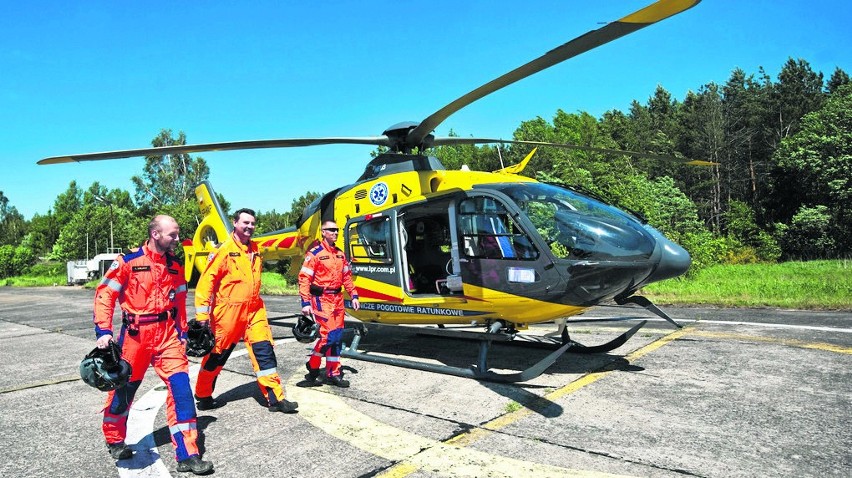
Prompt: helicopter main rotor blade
<box><xmin>405</xmin><ymin>0</ymin><xmax>701</xmax><ymax>148</ymax></box>
<box><xmin>37</xmin><ymin>137</ymin><xmax>390</xmax><ymax>165</ymax></box>
<box><xmin>432</xmin><ymin>137</ymin><xmax>715</xmax><ymax>165</ymax></box>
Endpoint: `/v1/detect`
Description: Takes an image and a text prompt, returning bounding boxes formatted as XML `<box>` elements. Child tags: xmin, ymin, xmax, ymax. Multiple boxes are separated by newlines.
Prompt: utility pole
<box><xmin>94</xmin><ymin>195</ymin><xmax>114</xmax><ymax>253</ymax></box>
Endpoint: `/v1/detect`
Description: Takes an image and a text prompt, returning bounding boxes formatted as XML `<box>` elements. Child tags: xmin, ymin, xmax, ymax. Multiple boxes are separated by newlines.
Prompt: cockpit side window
<box><xmin>458</xmin><ymin>197</ymin><xmax>538</xmax><ymax>260</ymax></box>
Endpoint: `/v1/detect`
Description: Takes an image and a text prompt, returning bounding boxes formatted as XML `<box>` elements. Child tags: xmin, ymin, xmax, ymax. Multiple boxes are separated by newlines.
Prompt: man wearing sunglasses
<box><xmin>298</xmin><ymin>220</ymin><xmax>360</xmax><ymax>387</ymax></box>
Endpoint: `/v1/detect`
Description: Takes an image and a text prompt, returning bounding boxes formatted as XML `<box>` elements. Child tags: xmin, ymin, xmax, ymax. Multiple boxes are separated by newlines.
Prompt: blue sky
<box><xmin>2</xmin><ymin>1</ymin><xmax>849</xmax><ymax>220</ymax></box>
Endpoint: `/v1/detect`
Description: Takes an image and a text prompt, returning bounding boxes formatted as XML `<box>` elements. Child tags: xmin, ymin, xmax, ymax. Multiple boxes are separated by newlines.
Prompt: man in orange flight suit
<box><xmin>93</xmin><ymin>215</ymin><xmax>213</xmax><ymax>475</ymax></box>
<box><xmin>193</xmin><ymin>208</ymin><xmax>298</xmax><ymax>413</ymax></box>
<box><xmin>299</xmin><ymin>220</ymin><xmax>360</xmax><ymax>387</ymax></box>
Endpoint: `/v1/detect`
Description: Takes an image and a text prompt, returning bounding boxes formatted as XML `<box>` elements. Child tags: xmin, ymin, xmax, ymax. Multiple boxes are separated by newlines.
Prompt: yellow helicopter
<box><xmin>39</xmin><ymin>0</ymin><xmax>704</xmax><ymax>382</ymax></box>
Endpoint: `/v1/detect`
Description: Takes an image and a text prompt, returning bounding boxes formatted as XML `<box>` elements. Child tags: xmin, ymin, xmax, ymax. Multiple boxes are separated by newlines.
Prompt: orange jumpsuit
<box><xmin>93</xmin><ymin>243</ymin><xmax>200</xmax><ymax>462</ymax></box>
<box><xmin>194</xmin><ymin>232</ymin><xmax>287</xmax><ymax>407</ymax></box>
<box><xmin>298</xmin><ymin>238</ymin><xmax>358</xmax><ymax>377</ymax></box>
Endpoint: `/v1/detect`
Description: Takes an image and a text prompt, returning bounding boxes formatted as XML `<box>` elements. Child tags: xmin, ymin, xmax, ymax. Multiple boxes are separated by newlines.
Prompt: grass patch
<box><xmin>259</xmin><ymin>272</ymin><xmax>299</xmax><ymax>295</ymax></box>
<box><xmin>643</xmin><ymin>260</ymin><xmax>851</xmax><ymax>310</ymax></box>
<box><xmin>504</xmin><ymin>401</ymin><xmax>522</xmax><ymax>413</ymax></box>
<box><xmin>5</xmin><ymin>260</ymin><xmax>849</xmax><ymax>311</ymax></box>
<box><xmin>2</xmin><ymin>274</ymin><xmax>66</xmax><ymax>287</ymax></box>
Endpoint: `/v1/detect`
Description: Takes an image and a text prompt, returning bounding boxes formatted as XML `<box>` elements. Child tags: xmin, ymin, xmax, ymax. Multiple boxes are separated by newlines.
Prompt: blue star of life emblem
<box><xmin>369</xmin><ymin>183</ymin><xmax>389</xmax><ymax>206</ymax></box>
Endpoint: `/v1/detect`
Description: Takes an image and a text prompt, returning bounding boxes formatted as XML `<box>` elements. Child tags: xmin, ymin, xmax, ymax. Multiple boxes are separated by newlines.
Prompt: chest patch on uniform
<box><xmin>229</xmin><ymin>252</ymin><xmax>241</xmax><ymax>257</ymax></box>
<box><xmin>132</xmin><ymin>265</ymin><xmax>151</xmax><ymax>272</ymax></box>
<box><xmin>319</xmin><ymin>256</ymin><xmax>330</xmax><ymax>261</ymax></box>
<box><xmin>168</xmin><ymin>268</ymin><xmax>179</xmax><ymax>275</ymax></box>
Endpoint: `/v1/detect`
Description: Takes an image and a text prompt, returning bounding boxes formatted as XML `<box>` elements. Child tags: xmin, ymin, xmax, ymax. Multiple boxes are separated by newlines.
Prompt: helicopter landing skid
<box><xmin>616</xmin><ymin>295</ymin><xmax>683</xmax><ymax>328</ymax></box>
<box><xmin>508</xmin><ymin>319</ymin><xmax>648</xmax><ymax>354</ymax></box>
<box><xmin>340</xmin><ymin>320</ymin><xmax>645</xmax><ymax>383</ymax></box>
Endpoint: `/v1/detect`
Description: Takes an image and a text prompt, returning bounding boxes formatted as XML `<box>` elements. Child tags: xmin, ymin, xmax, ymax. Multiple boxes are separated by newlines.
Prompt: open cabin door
<box><xmin>345</xmin><ymin>213</ymin><xmax>405</xmax><ymax>301</ymax></box>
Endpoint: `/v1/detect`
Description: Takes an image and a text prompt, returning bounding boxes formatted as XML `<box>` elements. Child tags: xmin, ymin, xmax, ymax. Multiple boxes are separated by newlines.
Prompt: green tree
<box><xmin>826</xmin><ymin>67</ymin><xmax>850</xmax><ymax>95</ymax></box>
<box><xmin>285</xmin><ymin>191</ymin><xmax>322</xmax><ymax>226</ymax></box>
<box><xmin>260</xmin><ymin>191</ymin><xmax>322</xmax><ymax>277</ymax></box>
<box><xmin>771</xmin><ymin>83</ymin><xmax>852</xmax><ymax>254</ymax></box>
<box><xmin>52</xmin><ymin>184</ymin><xmax>147</xmax><ymax>260</ymax></box>
<box><xmin>677</xmin><ymin>84</ymin><xmax>725</xmax><ymax>232</ymax></box>
<box><xmin>719</xmin><ymin>68</ymin><xmax>774</xmax><ymax>211</ymax></box>
<box><xmin>766</xmin><ymin>58</ymin><xmax>825</xmax><ymax>146</ymax></box>
<box><xmin>53</xmin><ymin>181</ymin><xmax>82</xmax><ymax>228</ymax></box>
<box><xmin>622</xmin><ymin>86</ymin><xmax>682</xmax><ymax>179</ymax></box>
<box><xmin>432</xmin><ymin>129</ymin><xmax>503</xmax><ymax>174</ymax></box>
<box><xmin>0</xmin><ymin>245</ymin><xmax>14</xmax><ymax>277</ymax></box>
<box><xmin>24</xmin><ymin>212</ymin><xmax>59</xmax><ymax>258</ymax></box>
<box><xmin>724</xmin><ymin>200</ymin><xmax>781</xmax><ymax>262</ymax></box>
<box><xmin>0</xmin><ymin>244</ymin><xmax>37</xmax><ymax>278</ymax></box>
<box><xmin>626</xmin><ymin>175</ymin><xmax>705</xmax><ymax>244</ymax></box>
<box><xmin>131</xmin><ymin>129</ymin><xmax>210</xmax><ymax>214</ymax></box>
<box><xmin>510</xmin><ymin>116</ymin><xmax>560</xmax><ymax>179</ymax></box>
<box><xmin>255</xmin><ymin>209</ymin><xmax>289</xmax><ymax>234</ymax></box>
<box><xmin>0</xmin><ymin>191</ymin><xmax>27</xmax><ymax>246</ymax></box>
<box><xmin>777</xmin><ymin>205</ymin><xmax>836</xmax><ymax>259</ymax></box>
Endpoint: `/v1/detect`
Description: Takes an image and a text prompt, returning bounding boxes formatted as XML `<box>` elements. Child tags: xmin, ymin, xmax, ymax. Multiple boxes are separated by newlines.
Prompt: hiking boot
<box><xmin>107</xmin><ymin>441</ymin><xmax>133</xmax><ymax>460</ymax></box>
<box><xmin>302</xmin><ymin>363</ymin><xmax>322</xmax><ymax>385</ymax></box>
<box><xmin>305</xmin><ymin>363</ymin><xmax>320</xmax><ymax>379</ymax></box>
<box><xmin>325</xmin><ymin>375</ymin><xmax>350</xmax><ymax>388</ymax></box>
<box><xmin>195</xmin><ymin>395</ymin><xmax>225</xmax><ymax>411</ymax></box>
<box><xmin>176</xmin><ymin>455</ymin><xmax>214</xmax><ymax>475</ymax></box>
<box><xmin>268</xmin><ymin>399</ymin><xmax>299</xmax><ymax>413</ymax></box>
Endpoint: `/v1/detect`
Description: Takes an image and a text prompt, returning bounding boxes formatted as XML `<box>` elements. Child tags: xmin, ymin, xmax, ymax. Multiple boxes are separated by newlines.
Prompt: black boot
<box><xmin>195</xmin><ymin>394</ymin><xmax>225</xmax><ymax>411</ymax></box>
<box><xmin>325</xmin><ymin>375</ymin><xmax>350</xmax><ymax>388</ymax></box>
<box><xmin>107</xmin><ymin>441</ymin><xmax>133</xmax><ymax>460</ymax></box>
<box><xmin>176</xmin><ymin>455</ymin><xmax>214</xmax><ymax>475</ymax></box>
<box><xmin>268</xmin><ymin>399</ymin><xmax>299</xmax><ymax>413</ymax></box>
<box><xmin>303</xmin><ymin>363</ymin><xmax>322</xmax><ymax>385</ymax></box>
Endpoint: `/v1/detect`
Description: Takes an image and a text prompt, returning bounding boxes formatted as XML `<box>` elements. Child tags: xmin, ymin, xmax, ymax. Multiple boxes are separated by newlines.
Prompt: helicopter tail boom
<box><xmin>183</xmin><ymin>181</ymin><xmax>232</xmax><ymax>281</ymax></box>
<box><xmin>184</xmin><ymin>181</ymin><xmax>305</xmax><ymax>281</ymax></box>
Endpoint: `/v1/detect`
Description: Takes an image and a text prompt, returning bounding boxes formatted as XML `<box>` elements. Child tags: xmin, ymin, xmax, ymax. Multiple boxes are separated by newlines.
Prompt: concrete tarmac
<box><xmin>0</xmin><ymin>287</ymin><xmax>849</xmax><ymax>477</ymax></box>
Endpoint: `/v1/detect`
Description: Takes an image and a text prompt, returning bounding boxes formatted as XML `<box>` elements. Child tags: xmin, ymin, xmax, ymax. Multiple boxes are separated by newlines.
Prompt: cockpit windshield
<box><xmin>490</xmin><ymin>183</ymin><xmax>655</xmax><ymax>261</ymax></box>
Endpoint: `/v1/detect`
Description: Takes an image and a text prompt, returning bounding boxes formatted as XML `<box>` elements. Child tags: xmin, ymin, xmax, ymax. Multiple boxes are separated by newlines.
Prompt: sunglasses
<box><xmin>322</xmin><ymin>228</ymin><xmax>339</xmax><ymax>232</ymax></box>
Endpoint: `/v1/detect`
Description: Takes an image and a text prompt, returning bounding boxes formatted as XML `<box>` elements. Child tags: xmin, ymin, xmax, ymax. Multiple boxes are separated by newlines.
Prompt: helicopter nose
<box><xmin>644</xmin><ymin>227</ymin><xmax>691</xmax><ymax>283</ymax></box>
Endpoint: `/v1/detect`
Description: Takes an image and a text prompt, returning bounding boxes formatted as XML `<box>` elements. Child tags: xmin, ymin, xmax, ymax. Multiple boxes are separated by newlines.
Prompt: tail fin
<box><xmin>183</xmin><ymin>181</ymin><xmax>231</xmax><ymax>282</ymax></box>
<box><xmin>494</xmin><ymin>148</ymin><xmax>537</xmax><ymax>175</ymax></box>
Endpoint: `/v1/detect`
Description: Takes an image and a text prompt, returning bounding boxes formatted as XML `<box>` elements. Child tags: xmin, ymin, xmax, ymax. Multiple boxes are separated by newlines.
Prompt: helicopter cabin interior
<box><xmin>345</xmin><ymin>193</ymin><xmax>542</xmax><ymax>297</ymax></box>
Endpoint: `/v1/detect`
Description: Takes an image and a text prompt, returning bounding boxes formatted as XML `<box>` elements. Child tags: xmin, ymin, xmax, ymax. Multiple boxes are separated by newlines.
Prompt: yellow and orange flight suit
<box><xmin>298</xmin><ymin>238</ymin><xmax>359</xmax><ymax>378</ymax></box>
<box><xmin>93</xmin><ymin>243</ymin><xmax>200</xmax><ymax>462</ymax></box>
<box><xmin>194</xmin><ymin>232</ymin><xmax>288</xmax><ymax>407</ymax></box>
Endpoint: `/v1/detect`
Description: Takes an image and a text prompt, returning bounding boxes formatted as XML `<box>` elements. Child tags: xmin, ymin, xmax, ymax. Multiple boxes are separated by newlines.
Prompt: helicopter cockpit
<box><xmin>488</xmin><ymin>182</ymin><xmax>656</xmax><ymax>262</ymax></box>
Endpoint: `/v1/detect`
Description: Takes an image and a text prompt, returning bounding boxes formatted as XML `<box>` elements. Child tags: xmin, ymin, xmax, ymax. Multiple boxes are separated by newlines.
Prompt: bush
<box><xmin>680</xmin><ymin>231</ymin><xmax>730</xmax><ymax>275</ymax></box>
<box><xmin>725</xmin><ymin>246</ymin><xmax>760</xmax><ymax>265</ymax></box>
<box><xmin>0</xmin><ymin>245</ymin><xmax>12</xmax><ymax>278</ymax></box>
<box><xmin>779</xmin><ymin>205</ymin><xmax>837</xmax><ymax>259</ymax></box>
<box><xmin>725</xmin><ymin>200</ymin><xmax>782</xmax><ymax>262</ymax></box>
<box><xmin>0</xmin><ymin>245</ymin><xmax>37</xmax><ymax>278</ymax></box>
<box><xmin>27</xmin><ymin>261</ymin><xmax>66</xmax><ymax>277</ymax></box>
